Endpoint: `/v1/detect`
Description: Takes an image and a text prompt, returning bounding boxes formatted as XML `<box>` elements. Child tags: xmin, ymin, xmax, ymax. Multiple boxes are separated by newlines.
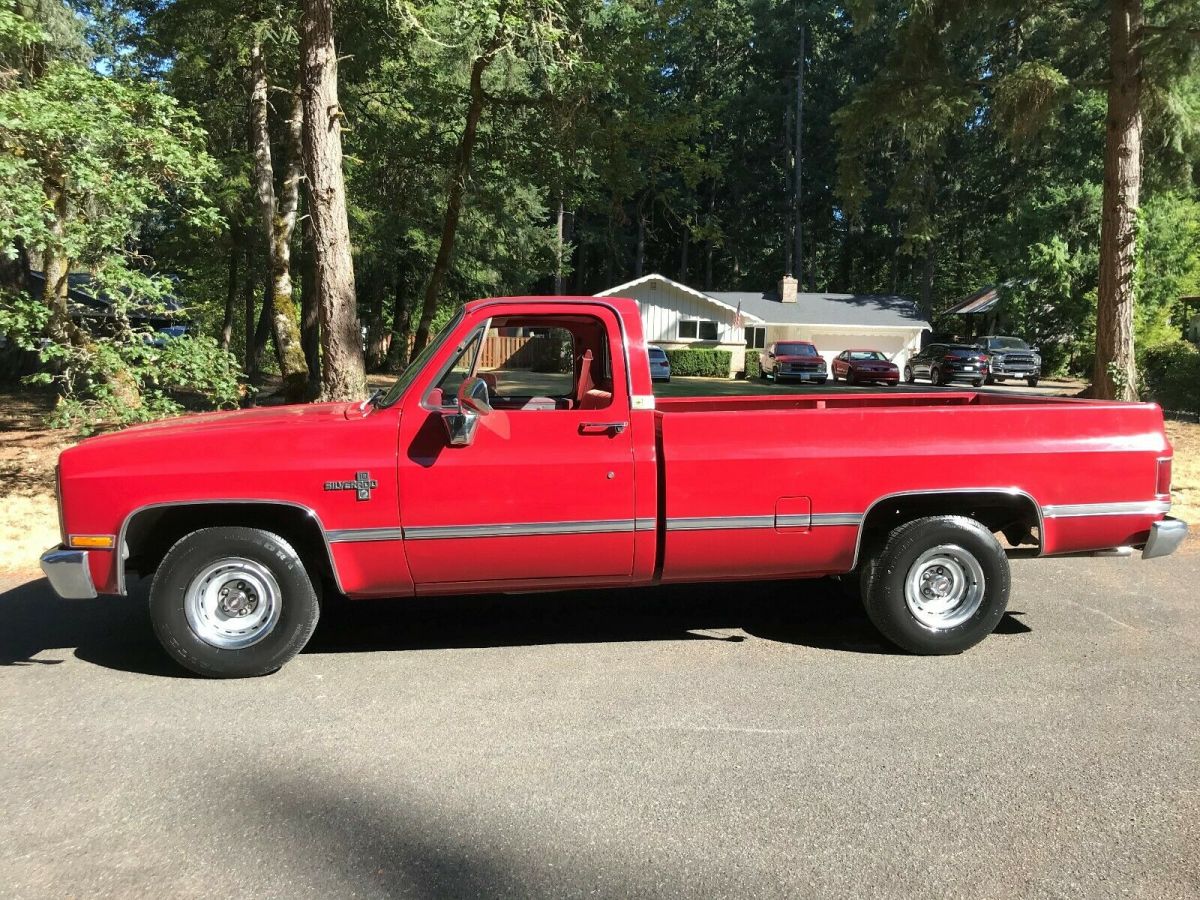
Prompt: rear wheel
<box><xmin>860</xmin><ymin>516</ymin><xmax>1010</xmax><ymax>654</ymax></box>
<box><xmin>931</xmin><ymin>366</ymin><xmax>945</xmax><ymax>386</ymax></box>
<box><xmin>149</xmin><ymin>527</ymin><xmax>320</xmax><ymax>678</ymax></box>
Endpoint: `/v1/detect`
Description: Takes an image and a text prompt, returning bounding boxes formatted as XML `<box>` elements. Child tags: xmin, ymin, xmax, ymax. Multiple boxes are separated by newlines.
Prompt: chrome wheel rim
<box><xmin>903</xmin><ymin>544</ymin><xmax>985</xmax><ymax>630</ymax></box>
<box><xmin>184</xmin><ymin>557</ymin><xmax>282</xmax><ymax>649</ymax></box>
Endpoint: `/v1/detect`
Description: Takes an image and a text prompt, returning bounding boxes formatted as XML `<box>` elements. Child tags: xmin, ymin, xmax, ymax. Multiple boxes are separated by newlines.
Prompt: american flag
<box><xmin>733</xmin><ymin>301</ymin><xmax>744</xmax><ymax>328</ymax></box>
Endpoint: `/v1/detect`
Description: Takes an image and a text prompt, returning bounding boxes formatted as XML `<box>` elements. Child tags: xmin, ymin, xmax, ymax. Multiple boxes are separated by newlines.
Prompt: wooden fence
<box><xmin>479</xmin><ymin>335</ymin><xmax>567</xmax><ymax>372</ymax></box>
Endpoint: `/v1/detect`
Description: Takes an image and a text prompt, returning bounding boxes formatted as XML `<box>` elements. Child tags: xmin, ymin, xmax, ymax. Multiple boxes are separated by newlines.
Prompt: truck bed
<box><xmin>653</xmin><ymin>390</ymin><xmax>1172</xmax><ymax>582</ymax></box>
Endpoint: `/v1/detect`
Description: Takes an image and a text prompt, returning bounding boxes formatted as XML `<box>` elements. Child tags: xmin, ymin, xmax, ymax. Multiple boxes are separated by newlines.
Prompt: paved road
<box><xmin>1</xmin><ymin>550</ymin><xmax>1196</xmax><ymax>899</ymax></box>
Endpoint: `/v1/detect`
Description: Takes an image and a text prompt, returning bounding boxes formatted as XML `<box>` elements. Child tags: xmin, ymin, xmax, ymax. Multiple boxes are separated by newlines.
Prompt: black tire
<box><xmin>903</xmin><ymin>365</ymin><xmax>915</xmax><ymax>384</ymax></box>
<box><xmin>846</xmin><ymin>371</ymin><xmax>855</xmax><ymax>386</ymax></box>
<box><xmin>972</xmin><ymin>378</ymin><xmax>984</xmax><ymax>387</ymax></box>
<box><xmin>149</xmin><ymin>527</ymin><xmax>320</xmax><ymax>678</ymax></box>
<box><xmin>1026</xmin><ymin>376</ymin><xmax>1039</xmax><ymax>387</ymax></box>
<box><xmin>816</xmin><ymin>377</ymin><xmax>828</xmax><ymax>385</ymax></box>
<box><xmin>984</xmin><ymin>374</ymin><xmax>995</xmax><ymax>385</ymax></box>
<box><xmin>860</xmin><ymin>516</ymin><xmax>1010</xmax><ymax>655</ymax></box>
<box><xmin>931</xmin><ymin>366</ymin><xmax>944</xmax><ymax>386</ymax></box>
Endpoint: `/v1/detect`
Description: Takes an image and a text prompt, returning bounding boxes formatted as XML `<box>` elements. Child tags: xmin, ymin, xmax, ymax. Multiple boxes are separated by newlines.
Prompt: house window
<box><xmin>678</xmin><ymin>318</ymin><xmax>718</xmax><ymax>341</ymax></box>
<box><xmin>745</xmin><ymin>326</ymin><xmax>766</xmax><ymax>349</ymax></box>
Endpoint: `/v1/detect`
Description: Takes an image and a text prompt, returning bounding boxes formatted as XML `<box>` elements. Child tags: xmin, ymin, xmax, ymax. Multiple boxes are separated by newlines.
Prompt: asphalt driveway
<box><xmin>0</xmin><ymin>549</ymin><xmax>1196</xmax><ymax>898</ymax></box>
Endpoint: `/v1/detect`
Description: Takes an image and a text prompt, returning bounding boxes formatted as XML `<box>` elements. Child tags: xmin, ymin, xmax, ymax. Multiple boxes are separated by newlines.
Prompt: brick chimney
<box><xmin>778</xmin><ymin>274</ymin><xmax>798</xmax><ymax>304</ymax></box>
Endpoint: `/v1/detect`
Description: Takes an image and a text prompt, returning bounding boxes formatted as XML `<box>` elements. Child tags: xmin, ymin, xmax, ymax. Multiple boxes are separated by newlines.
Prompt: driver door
<box><xmin>396</xmin><ymin>306</ymin><xmax>637</xmax><ymax>588</ymax></box>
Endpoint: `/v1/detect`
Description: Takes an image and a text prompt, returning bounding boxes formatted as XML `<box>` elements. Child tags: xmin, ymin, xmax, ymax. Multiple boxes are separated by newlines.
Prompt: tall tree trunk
<box><xmin>634</xmin><ymin>198</ymin><xmax>647</xmax><ymax>279</ymax></box>
<box><xmin>300</xmin><ymin>212</ymin><xmax>321</xmax><ymax>393</ymax></box>
<box><xmin>40</xmin><ymin>177</ymin><xmax>76</xmax><ymax>347</ymax></box>
<box><xmin>364</xmin><ymin>274</ymin><xmax>390</xmax><ymax>372</ymax></box>
<box><xmin>412</xmin><ymin>45</ymin><xmax>498</xmax><ymax>355</ymax></box>
<box><xmin>383</xmin><ymin>270</ymin><xmax>413</xmax><ymax>373</ymax></box>
<box><xmin>793</xmin><ymin>25</ymin><xmax>805</xmax><ymax>284</ymax></box>
<box><xmin>678</xmin><ymin>232</ymin><xmax>689</xmax><ymax>282</ymax></box>
<box><xmin>301</xmin><ymin>0</ymin><xmax>366</xmax><ymax>401</ymax></box>
<box><xmin>554</xmin><ymin>191</ymin><xmax>565</xmax><ymax>294</ymax></box>
<box><xmin>1093</xmin><ymin>0</ymin><xmax>1143</xmax><ymax>401</ymax></box>
<box><xmin>573</xmin><ymin>219</ymin><xmax>587</xmax><ymax>293</ymax></box>
<box><xmin>220</xmin><ymin>233</ymin><xmax>239</xmax><ymax>351</ymax></box>
<box><xmin>253</xmin><ymin>277</ymin><xmax>274</xmax><ymax>372</ymax></box>
<box><xmin>919</xmin><ymin>242</ymin><xmax>935</xmax><ymax>317</ymax></box>
<box><xmin>244</xmin><ymin>243</ymin><xmax>257</xmax><ymax>376</ymax></box>
<box><xmin>250</xmin><ymin>42</ymin><xmax>308</xmax><ymax>401</ymax></box>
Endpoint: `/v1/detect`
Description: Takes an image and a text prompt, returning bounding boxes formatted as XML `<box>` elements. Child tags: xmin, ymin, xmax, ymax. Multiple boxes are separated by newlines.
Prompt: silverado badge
<box><xmin>324</xmin><ymin>471</ymin><xmax>378</xmax><ymax>501</ymax></box>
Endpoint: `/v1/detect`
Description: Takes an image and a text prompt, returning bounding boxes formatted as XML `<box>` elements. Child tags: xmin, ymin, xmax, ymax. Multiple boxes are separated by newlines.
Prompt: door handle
<box><xmin>579</xmin><ymin>422</ymin><xmax>627</xmax><ymax>434</ymax></box>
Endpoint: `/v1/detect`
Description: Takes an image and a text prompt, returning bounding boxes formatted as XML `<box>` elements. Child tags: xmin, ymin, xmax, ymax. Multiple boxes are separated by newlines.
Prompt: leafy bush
<box><xmin>663</xmin><ymin>348</ymin><xmax>732</xmax><ymax>377</ymax></box>
<box><xmin>1140</xmin><ymin>340</ymin><xmax>1200</xmax><ymax>414</ymax></box>
<box><xmin>0</xmin><ymin>285</ymin><xmax>242</xmax><ymax>434</ymax></box>
<box><xmin>744</xmin><ymin>350</ymin><xmax>762</xmax><ymax>380</ymax></box>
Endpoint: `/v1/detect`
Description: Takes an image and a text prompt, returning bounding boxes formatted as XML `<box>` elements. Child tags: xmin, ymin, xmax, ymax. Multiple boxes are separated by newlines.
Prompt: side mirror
<box><xmin>441</xmin><ymin>375</ymin><xmax>492</xmax><ymax>447</ymax></box>
<box><xmin>457</xmin><ymin>375</ymin><xmax>493</xmax><ymax>416</ymax></box>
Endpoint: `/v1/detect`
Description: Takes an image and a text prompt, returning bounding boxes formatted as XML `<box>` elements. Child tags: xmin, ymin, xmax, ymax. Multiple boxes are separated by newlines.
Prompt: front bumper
<box><xmin>1142</xmin><ymin>517</ymin><xmax>1188</xmax><ymax>560</ymax></box>
<box><xmin>39</xmin><ymin>546</ymin><xmax>98</xmax><ymax>599</ymax></box>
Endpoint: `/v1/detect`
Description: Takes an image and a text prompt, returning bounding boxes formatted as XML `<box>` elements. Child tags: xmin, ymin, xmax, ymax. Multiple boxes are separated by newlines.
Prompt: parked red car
<box><xmin>762</xmin><ymin>340</ymin><xmax>828</xmax><ymax>384</ymax></box>
<box><xmin>41</xmin><ymin>296</ymin><xmax>1186</xmax><ymax>677</ymax></box>
<box><xmin>832</xmin><ymin>349</ymin><xmax>900</xmax><ymax>385</ymax></box>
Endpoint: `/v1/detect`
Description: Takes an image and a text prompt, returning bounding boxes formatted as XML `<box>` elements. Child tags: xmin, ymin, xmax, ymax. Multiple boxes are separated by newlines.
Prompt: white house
<box><xmin>596</xmin><ymin>273</ymin><xmax>931</xmax><ymax>377</ymax></box>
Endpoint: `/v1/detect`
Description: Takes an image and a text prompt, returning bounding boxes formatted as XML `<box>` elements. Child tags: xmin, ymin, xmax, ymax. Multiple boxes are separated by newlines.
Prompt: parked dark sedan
<box><xmin>905</xmin><ymin>343</ymin><xmax>990</xmax><ymax>387</ymax></box>
<box><xmin>832</xmin><ymin>349</ymin><xmax>900</xmax><ymax>385</ymax></box>
<box><xmin>647</xmin><ymin>345</ymin><xmax>671</xmax><ymax>383</ymax></box>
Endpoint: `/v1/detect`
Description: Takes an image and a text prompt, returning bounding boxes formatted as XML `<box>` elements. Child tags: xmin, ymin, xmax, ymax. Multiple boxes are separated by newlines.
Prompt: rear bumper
<box><xmin>39</xmin><ymin>546</ymin><xmax>98</xmax><ymax>599</ymax></box>
<box><xmin>1142</xmin><ymin>517</ymin><xmax>1188</xmax><ymax>560</ymax></box>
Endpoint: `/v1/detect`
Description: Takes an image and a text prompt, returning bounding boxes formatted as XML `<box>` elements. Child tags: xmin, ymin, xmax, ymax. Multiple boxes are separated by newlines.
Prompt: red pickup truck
<box><xmin>41</xmin><ymin>296</ymin><xmax>1187</xmax><ymax>677</ymax></box>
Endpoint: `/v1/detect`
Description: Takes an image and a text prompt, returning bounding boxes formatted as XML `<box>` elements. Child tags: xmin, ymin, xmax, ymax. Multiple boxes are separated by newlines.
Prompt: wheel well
<box><xmin>121</xmin><ymin>502</ymin><xmax>336</xmax><ymax>593</ymax></box>
<box><xmin>854</xmin><ymin>491</ymin><xmax>1041</xmax><ymax>567</ymax></box>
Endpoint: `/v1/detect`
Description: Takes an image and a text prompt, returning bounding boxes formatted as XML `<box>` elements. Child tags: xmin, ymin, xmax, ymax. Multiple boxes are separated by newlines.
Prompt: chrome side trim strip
<box><xmin>775</xmin><ymin>514</ymin><xmax>811</xmax><ymax>528</ymax></box>
<box><xmin>326</xmin><ymin>527</ymin><xmax>405</xmax><ymax>543</ymax></box>
<box><xmin>667</xmin><ymin>515</ymin><xmax>776</xmax><ymax>531</ymax></box>
<box><xmin>635</xmin><ymin>517</ymin><xmax>657</xmax><ymax>532</ymax></box>
<box><xmin>811</xmin><ymin>513</ymin><xmax>864</xmax><ymax>527</ymax></box>
<box><xmin>404</xmin><ymin>519</ymin><xmax>638</xmax><ymax>541</ymax></box>
<box><xmin>117</xmin><ymin>499</ymin><xmax>346</xmax><ymax>596</ymax></box>
<box><xmin>1042</xmin><ymin>500</ymin><xmax>1172</xmax><ymax>519</ymax></box>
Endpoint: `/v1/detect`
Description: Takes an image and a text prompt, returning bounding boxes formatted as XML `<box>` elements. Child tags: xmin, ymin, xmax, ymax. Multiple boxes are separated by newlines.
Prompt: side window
<box><xmin>428</xmin><ymin>328</ymin><xmax>483</xmax><ymax>407</ymax></box>
<box><xmin>469</xmin><ymin>315</ymin><xmax>614</xmax><ymax>411</ymax></box>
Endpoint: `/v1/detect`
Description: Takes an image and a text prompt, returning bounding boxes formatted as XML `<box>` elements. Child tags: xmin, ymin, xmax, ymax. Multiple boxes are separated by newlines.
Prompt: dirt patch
<box><xmin>1165</xmin><ymin>420</ymin><xmax>1200</xmax><ymax>539</ymax></box>
<box><xmin>0</xmin><ymin>388</ymin><xmax>74</xmax><ymax>572</ymax></box>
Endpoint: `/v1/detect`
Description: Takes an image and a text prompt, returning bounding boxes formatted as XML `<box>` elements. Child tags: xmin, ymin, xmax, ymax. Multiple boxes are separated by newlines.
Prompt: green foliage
<box><xmin>743</xmin><ymin>349</ymin><xmax>762</xmax><ymax>380</ymax></box>
<box><xmin>664</xmin><ymin>347</ymin><xmax>731</xmax><ymax>378</ymax></box>
<box><xmin>1140</xmin><ymin>340</ymin><xmax>1200</xmax><ymax>414</ymax></box>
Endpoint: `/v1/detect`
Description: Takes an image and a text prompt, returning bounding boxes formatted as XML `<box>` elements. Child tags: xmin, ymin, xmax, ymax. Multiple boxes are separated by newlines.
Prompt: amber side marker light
<box><xmin>68</xmin><ymin>535</ymin><xmax>115</xmax><ymax>549</ymax></box>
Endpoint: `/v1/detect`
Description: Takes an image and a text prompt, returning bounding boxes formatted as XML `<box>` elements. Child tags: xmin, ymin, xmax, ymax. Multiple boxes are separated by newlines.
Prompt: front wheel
<box><xmin>149</xmin><ymin>527</ymin><xmax>321</xmax><ymax>678</ymax></box>
<box><xmin>860</xmin><ymin>515</ymin><xmax>1010</xmax><ymax>655</ymax></box>
<box><xmin>1026</xmin><ymin>376</ymin><xmax>1039</xmax><ymax>387</ymax></box>
<box><xmin>903</xmin><ymin>365</ymin><xmax>914</xmax><ymax>384</ymax></box>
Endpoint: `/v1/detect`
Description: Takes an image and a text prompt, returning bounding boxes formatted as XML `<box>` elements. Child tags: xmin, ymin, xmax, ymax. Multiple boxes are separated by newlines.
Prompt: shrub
<box><xmin>744</xmin><ymin>350</ymin><xmax>762</xmax><ymax>380</ymax></box>
<box><xmin>663</xmin><ymin>348</ymin><xmax>732</xmax><ymax>377</ymax></box>
<box><xmin>1140</xmin><ymin>340</ymin><xmax>1200</xmax><ymax>414</ymax></box>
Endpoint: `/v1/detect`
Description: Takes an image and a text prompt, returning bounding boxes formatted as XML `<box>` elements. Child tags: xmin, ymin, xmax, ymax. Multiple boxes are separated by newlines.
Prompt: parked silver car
<box><xmin>647</xmin><ymin>345</ymin><xmax>671</xmax><ymax>383</ymax></box>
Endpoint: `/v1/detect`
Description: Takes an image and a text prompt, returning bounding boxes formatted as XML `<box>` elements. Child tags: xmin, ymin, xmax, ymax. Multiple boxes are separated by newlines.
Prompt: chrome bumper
<box><xmin>1142</xmin><ymin>517</ymin><xmax>1188</xmax><ymax>560</ymax></box>
<box><xmin>39</xmin><ymin>546</ymin><xmax>98</xmax><ymax>599</ymax></box>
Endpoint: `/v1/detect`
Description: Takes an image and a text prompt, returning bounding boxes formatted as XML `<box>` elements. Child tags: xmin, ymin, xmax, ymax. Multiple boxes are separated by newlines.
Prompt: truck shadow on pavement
<box><xmin>0</xmin><ymin>575</ymin><xmax>1032</xmax><ymax>676</ymax></box>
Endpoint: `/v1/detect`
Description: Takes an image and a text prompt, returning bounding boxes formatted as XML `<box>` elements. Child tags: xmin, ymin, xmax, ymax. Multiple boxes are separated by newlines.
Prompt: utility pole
<box><xmin>793</xmin><ymin>23</ymin><xmax>805</xmax><ymax>286</ymax></box>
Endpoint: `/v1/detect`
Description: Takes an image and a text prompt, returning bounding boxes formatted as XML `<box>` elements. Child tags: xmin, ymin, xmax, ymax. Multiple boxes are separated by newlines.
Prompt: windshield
<box><xmin>848</xmin><ymin>351</ymin><xmax>886</xmax><ymax>361</ymax></box>
<box><xmin>379</xmin><ymin>309</ymin><xmax>465</xmax><ymax>408</ymax></box>
<box><xmin>947</xmin><ymin>345</ymin><xmax>983</xmax><ymax>356</ymax></box>
<box><xmin>776</xmin><ymin>343</ymin><xmax>816</xmax><ymax>356</ymax></box>
<box><xmin>986</xmin><ymin>337</ymin><xmax>1029</xmax><ymax>350</ymax></box>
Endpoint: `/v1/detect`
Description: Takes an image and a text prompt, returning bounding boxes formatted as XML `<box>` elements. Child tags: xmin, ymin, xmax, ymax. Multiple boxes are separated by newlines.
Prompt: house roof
<box><xmin>598</xmin><ymin>273</ymin><xmax>928</xmax><ymax>330</ymax></box>
<box><xmin>942</xmin><ymin>285</ymin><xmax>1002</xmax><ymax>316</ymax></box>
<box><xmin>596</xmin><ymin>274</ymin><xmax>765</xmax><ymax>323</ymax></box>
<box><xmin>709</xmin><ymin>289</ymin><xmax>929</xmax><ymax>329</ymax></box>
